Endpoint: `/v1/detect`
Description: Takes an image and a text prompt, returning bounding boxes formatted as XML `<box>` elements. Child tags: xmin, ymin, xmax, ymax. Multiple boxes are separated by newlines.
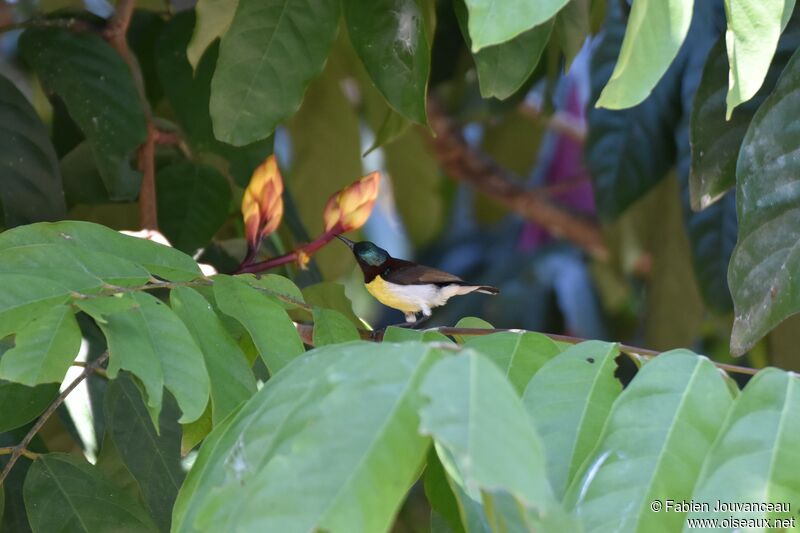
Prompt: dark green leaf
<box><xmin>363</xmin><ymin>108</ymin><xmax>411</xmax><ymax>155</ymax></box>
<box><xmin>555</xmin><ymin>0</ymin><xmax>590</xmax><ymax>69</ymax></box>
<box><xmin>728</xmin><ymin>47</ymin><xmax>800</xmax><ymax>354</ymax></box>
<box><xmin>423</xmin><ymin>449</ymin><xmax>467</xmax><ymax>533</ymax></box>
<box><xmin>105</xmin><ymin>375</ymin><xmax>184</xmax><ymax>532</ymax></box>
<box><xmin>170</xmin><ymin>286</ymin><xmax>256</xmax><ymax>425</ymax></box>
<box><xmin>172</xmin><ymin>342</ymin><xmax>442</xmax><ymax>532</ymax></box>
<box><xmin>213</xmin><ymin>275</ymin><xmax>304</xmax><ymax>374</ymax></box>
<box><xmin>0</xmin><ymin>305</ymin><xmax>80</xmax><ymax>386</ymax></box>
<box><xmin>344</xmin><ymin>0</ymin><xmax>430</xmax><ymax>123</ymax></box>
<box><xmin>95</xmin><ymin>433</ymin><xmax>148</xmax><ymax>507</ymax></box>
<box><xmin>19</xmin><ymin>28</ymin><xmax>147</xmax><ymax>200</ymax></box>
<box><xmin>60</xmin><ymin>141</ymin><xmax>109</xmax><ymax>206</ymax></box>
<box><xmin>156</xmin><ymin>161</ymin><xmax>231</xmax><ymax>253</ymax></box>
<box><xmin>0</xmin><ymin>381</ymin><xmax>58</xmax><ymax>433</ymax></box>
<box><xmin>0</xmin><ymin>74</ymin><xmax>66</xmax><ymax>227</ymax></box>
<box><xmin>210</xmin><ymin>0</ymin><xmax>341</xmax><ymax>145</ymax></box>
<box><xmin>76</xmin><ymin>292</ymin><xmax>210</xmax><ymax>424</ymax></box>
<box><xmin>23</xmin><ymin>453</ymin><xmax>158</xmax><ymax>532</ymax></box>
<box><xmin>463</xmin><ymin>0</ymin><xmax>567</xmax><ymax>51</ymax></box>
<box><xmin>302</xmin><ymin>282</ymin><xmax>362</xmax><ymax>327</ymax></box>
<box><xmin>187</xmin><ymin>0</ymin><xmax>239</xmax><ymax>69</ymax></box>
<box><xmin>312</xmin><ymin>307</ymin><xmax>360</xmax><ymax>346</ymax></box>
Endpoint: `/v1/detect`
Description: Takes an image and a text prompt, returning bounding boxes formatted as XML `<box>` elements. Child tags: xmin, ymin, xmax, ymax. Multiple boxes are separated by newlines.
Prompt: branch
<box><xmin>0</xmin><ymin>17</ymin><xmax>87</xmax><ymax>35</ymax></box>
<box><xmin>0</xmin><ymin>352</ymin><xmax>110</xmax><ymax>486</ymax></box>
<box><xmin>426</xmin><ymin>97</ymin><xmax>608</xmax><ymax>260</ymax></box>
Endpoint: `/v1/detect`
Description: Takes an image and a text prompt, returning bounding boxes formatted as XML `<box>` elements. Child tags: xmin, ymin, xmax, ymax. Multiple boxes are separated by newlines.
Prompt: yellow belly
<box><xmin>365</xmin><ymin>276</ymin><xmax>421</xmax><ymax>313</ymax></box>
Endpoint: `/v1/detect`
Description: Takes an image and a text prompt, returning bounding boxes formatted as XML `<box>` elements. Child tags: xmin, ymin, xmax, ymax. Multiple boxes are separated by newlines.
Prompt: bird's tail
<box><xmin>474</xmin><ymin>285</ymin><xmax>500</xmax><ymax>295</ymax></box>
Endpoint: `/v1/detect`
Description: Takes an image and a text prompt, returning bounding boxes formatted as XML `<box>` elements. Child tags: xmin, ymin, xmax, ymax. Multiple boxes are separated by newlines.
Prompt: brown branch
<box><xmin>0</xmin><ymin>352</ymin><xmax>110</xmax><ymax>486</ymax></box>
<box><xmin>137</xmin><ymin>123</ymin><xmax>158</xmax><ymax>229</ymax></box>
<box><xmin>426</xmin><ymin>97</ymin><xmax>608</xmax><ymax>260</ymax></box>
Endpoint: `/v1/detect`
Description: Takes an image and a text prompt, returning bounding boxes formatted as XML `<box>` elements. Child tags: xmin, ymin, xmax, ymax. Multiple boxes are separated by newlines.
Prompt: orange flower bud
<box><xmin>323</xmin><ymin>172</ymin><xmax>381</xmax><ymax>232</ymax></box>
<box><xmin>242</xmin><ymin>155</ymin><xmax>284</xmax><ymax>248</ymax></box>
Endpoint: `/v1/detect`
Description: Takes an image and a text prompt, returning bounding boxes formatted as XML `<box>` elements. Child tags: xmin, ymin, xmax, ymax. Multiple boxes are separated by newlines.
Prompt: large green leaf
<box><xmin>522</xmin><ymin>341</ymin><xmax>621</xmax><ymax>499</ymax></box>
<box><xmin>302</xmin><ymin>281</ymin><xmax>362</xmax><ymax>326</ymax></box>
<box><xmin>19</xmin><ymin>28</ymin><xmax>147</xmax><ymax>200</ymax></box>
<box><xmin>724</xmin><ymin>0</ymin><xmax>796</xmax><ymax>117</ymax></box>
<box><xmin>312</xmin><ymin>308</ymin><xmax>360</xmax><ymax>346</ymax></box>
<box><xmin>76</xmin><ymin>292</ymin><xmax>209</xmax><ymax>424</ymax></box>
<box><xmin>0</xmin><ymin>221</ymin><xmax>202</xmax><ymax>281</ymax></box>
<box><xmin>463</xmin><ymin>0</ymin><xmax>568</xmax><ymax>52</ymax></box>
<box><xmin>465</xmin><ymin>331</ymin><xmax>561</xmax><ymax>394</ymax></box>
<box><xmin>595</xmin><ymin>0</ymin><xmax>693</xmax><ymax>109</ymax></box>
<box><xmin>105</xmin><ymin>375</ymin><xmax>184</xmax><ymax>532</ymax></box>
<box><xmin>213</xmin><ymin>275</ymin><xmax>304</xmax><ymax>375</ymax></box>
<box><xmin>172</xmin><ymin>342</ymin><xmax>441</xmax><ymax>532</ymax></box>
<box><xmin>728</xmin><ymin>47</ymin><xmax>800</xmax><ymax>355</ymax></box>
<box><xmin>0</xmin><ymin>304</ymin><xmax>80</xmax><ymax>386</ymax></box>
<box><xmin>344</xmin><ymin>0</ymin><xmax>430</xmax><ymax>123</ymax></box>
<box><xmin>0</xmin><ymin>74</ymin><xmax>66</xmax><ymax>227</ymax></box>
<box><xmin>0</xmin><ymin>381</ymin><xmax>58</xmax><ymax>433</ymax></box>
<box><xmin>419</xmin><ymin>350</ymin><xmax>566</xmax><ymax>529</ymax></box>
<box><xmin>455</xmin><ymin>0</ymin><xmax>554</xmax><ymax>100</ymax></box>
<box><xmin>23</xmin><ymin>453</ymin><xmax>158</xmax><ymax>533</ymax></box>
<box><xmin>187</xmin><ymin>0</ymin><xmax>239</xmax><ymax>69</ymax></box>
<box><xmin>423</xmin><ymin>449</ymin><xmax>468</xmax><ymax>533</ymax></box>
<box><xmin>686</xmin><ymin>368</ymin><xmax>799</xmax><ymax>526</ymax></box>
<box><xmin>569</xmin><ymin>351</ymin><xmax>735</xmax><ymax>532</ymax></box>
<box><xmin>156</xmin><ymin>161</ymin><xmax>231</xmax><ymax>253</ymax></box>
<box><xmin>210</xmin><ymin>0</ymin><xmax>340</xmax><ymax>145</ymax></box>
<box><xmin>0</xmin><ymin>275</ymin><xmax>72</xmax><ymax>338</ymax></box>
<box><xmin>170</xmin><ymin>286</ymin><xmax>256</xmax><ymax>425</ymax></box>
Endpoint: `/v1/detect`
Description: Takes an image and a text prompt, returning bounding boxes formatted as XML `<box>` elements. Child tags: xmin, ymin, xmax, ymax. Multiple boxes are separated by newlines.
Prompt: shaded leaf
<box><xmin>95</xmin><ymin>432</ymin><xmax>148</xmax><ymax>507</ymax></box>
<box><xmin>0</xmin><ymin>381</ymin><xmax>59</xmax><ymax>433</ymax></box>
<box><xmin>555</xmin><ymin>0</ymin><xmax>590</xmax><ymax>69</ymax></box>
<box><xmin>463</xmin><ymin>0</ymin><xmax>567</xmax><ymax>51</ymax></box>
<box><xmin>363</xmin><ymin>108</ymin><xmax>410</xmax><ymax>155</ymax></box>
<box><xmin>187</xmin><ymin>0</ymin><xmax>239</xmax><ymax>69</ymax></box>
<box><xmin>312</xmin><ymin>308</ymin><xmax>360</xmax><ymax>346</ymax></box>
<box><xmin>423</xmin><ymin>449</ymin><xmax>467</xmax><ymax>533</ymax></box>
<box><xmin>302</xmin><ymin>282</ymin><xmax>362</xmax><ymax>326</ymax></box>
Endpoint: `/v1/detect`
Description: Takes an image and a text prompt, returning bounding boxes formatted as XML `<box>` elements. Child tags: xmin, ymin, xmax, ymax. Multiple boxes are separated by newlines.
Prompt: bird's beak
<box><xmin>335</xmin><ymin>235</ymin><xmax>355</xmax><ymax>249</ymax></box>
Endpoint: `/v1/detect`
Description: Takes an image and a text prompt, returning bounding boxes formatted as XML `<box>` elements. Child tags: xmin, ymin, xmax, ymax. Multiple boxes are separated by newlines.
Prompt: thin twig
<box><xmin>71</xmin><ymin>361</ymin><xmax>109</xmax><ymax>378</ymax></box>
<box><xmin>0</xmin><ymin>352</ymin><xmax>110</xmax><ymax>486</ymax></box>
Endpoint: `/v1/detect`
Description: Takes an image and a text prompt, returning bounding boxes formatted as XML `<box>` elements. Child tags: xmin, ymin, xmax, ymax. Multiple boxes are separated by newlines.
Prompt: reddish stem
<box><xmin>236</xmin><ymin>226</ymin><xmax>343</xmax><ymax>274</ymax></box>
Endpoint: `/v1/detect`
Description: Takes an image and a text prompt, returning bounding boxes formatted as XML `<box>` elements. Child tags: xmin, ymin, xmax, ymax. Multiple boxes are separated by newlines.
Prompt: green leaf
<box><xmin>724</xmin><ymin>0</ymin><xmax>796</xmax><ymax>117</ymax></box>
<box><xmin>465</xmin><ymin>332</ymin><xmax>561</xmax><ymax>393</ymax></box>
<box><xmin>522</xmin><ymin>341</ymin><xmax>621</xmax><ymax>498</ymax></box>
<box><xmin>244</xmin><ymin>273</ymin><xmax>305</xmax><ymax>309</ymax></box>
<box><xmin>728</xmin><ymin>47</ymin><xmax>800</xmax><ymax>355</ymax></box>
<box><xmin>187</xmin><ymin>0</ymin><xmax>239</xmax><ymax>69</ymax></box>
<box><xmin>213</xmin><ymin>275</ymin><xmax>304</xmax><ymax>375</ymax></box>
<box><xmin>555</xmin><ymin>0</ymin><xmax>590</xmax><ymax>69</ymax></box>
<box><xmin>0</xmin><ymin>381</ymin><xmax>58</xmax><ymax>433</ymax></box>
<box><xmin>170</xmin><ymin>286</ymin><xmax>256</xmax><ymax>425</ymax></box>
<box><xmin>181</xmin><ymin>405</ymin><xmax>213</xmax><ymax>456</ymax></box>
<box><xmin>0</xmin><ymin>221</ymin><xmax>202</xmax><ymax>281</ymax></box>
<box><xmin>423</xmin><ymin>449</ymin><xmax>467</xmax><ymax>533</ymax></box>
<box><xmin>156</xmin><ymin>161</ymin><xmax>231</xmax><ymax>254</ymax></box>
<box><xmin>463</xmin><ymin>0</ymin><xmax>568</xmax><ymax>52</ymax></box>
<box><xmin>77</xmin><ymin>292</ymin><xmax>210</xmax><ymax>424</ymax></box>
<box><xmin>0</xmin><ymin>74</ymin><xmax>66</xmax><ymax>227</ymax></box>
<box><xmin>0</xmin><ymin>484</ymin><xmax>4</xmax><ymax>525</ymax></box>
<box><xmin>23</xmin><ymin>453</ymin><xmax>158</xmax><ymax>533</ymax></box>
<box><xmin>455</xmin><ymin>0</ymin><xmax>554</xmax><ymax>100</ymax></box>
<box><xmin>686</xmin><ymin>368</ymin><xmax>800</xmax><ymax>525</ymax></box>
<box><xmin>19</xmin><ymin>28</ymin><xmax>147</xmax><ymax>200</ymax></box>
<box><xmin>105</xmin><ymin>374</ymin><xmax>185</xmax><ymax>532</ymax></box>
<box><xmin>172</xmin><ymin>342</ymin><xmax>442</xmax><ymax>532</ymax></box>
<box><xmin>344</xmin><ymin>0</ymin><xmax>430</xmax><ymax>123</ymax></box>
<box><xmin>450</xmin><ymin>316</ymin><xmax>493</xmax><ymax>343</ymax></box>
<box><xmin>210</xmin><ymin>0</ymin><xmax>341</xmax><ymax>145</ymax></box>
<box><xmin>569</xmin><ymin>350</ymin><xmax>735</xmax><ymax>532</ymax></box>
<box><xmin>302</xmin><ymin>282</ymin><xmax>362</xmax><ymax>327</ymax></box>
<box><xmin>0</xmin><ymin>275</ymin><xmax>72</xmax><ymax>338</ymax></box>
<box><xmin>419</xmin><ymin>350</ymin><xmax>566</xmax><ymax>528</ymax></box>
<box><xmin>0</xmin><ymin>305</ymin><xmax>80</xmax><ymax>386</ymax></box>
<box><xmin>595</xmin><ymin>0</ymin><xmax>693</xmax><ymax>109</ymax></box>
<box><xmin>312</xmin><ymin>308</ymin><xmax>361</xmax><ymax>346</ymax></box>
<box><xmin>383</xmin><ymin>326</ymin><xmax>451</xmax><ymax>343</ymax></box>
<box><xmin>95</xmin><ymin>433</ymin><xmax>148</xmax><ymax>507</ymax></box>
<box><xmin>363</xmin><ymin>108</ymin><xmax>411</xmax><ymax>155</ymax></box>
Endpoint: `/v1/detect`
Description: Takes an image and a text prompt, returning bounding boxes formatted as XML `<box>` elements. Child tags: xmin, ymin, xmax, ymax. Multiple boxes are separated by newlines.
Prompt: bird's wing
<box><xmin>384</xmin><ymin>259</ymin><xmax>465</xmax><ymax>285</ymax></box>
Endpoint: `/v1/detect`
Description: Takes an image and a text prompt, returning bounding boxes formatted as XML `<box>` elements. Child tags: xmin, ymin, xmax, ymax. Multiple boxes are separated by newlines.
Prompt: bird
<box><xmin>337</xmin><ymin>235</ymin><xmax>499</xmax><ymax>324</ymax></box>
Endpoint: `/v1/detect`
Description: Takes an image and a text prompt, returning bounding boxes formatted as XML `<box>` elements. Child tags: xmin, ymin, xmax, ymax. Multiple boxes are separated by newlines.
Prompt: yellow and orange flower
<box><xmin>323</xmin><ymin>172</ymin><xmax>380</xmax><ymax>233</ymax></box>
<box><xmin>241</xmin><ymin>155</ymin><xmax>284</xmax><ymax>249</ymax></box>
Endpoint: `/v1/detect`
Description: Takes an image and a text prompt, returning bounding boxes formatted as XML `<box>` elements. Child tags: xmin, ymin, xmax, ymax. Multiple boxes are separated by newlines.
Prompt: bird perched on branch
<box><xmin>337</xmin><ymin>235</ymin><xmax>499</xmax><ymax>324</ymax></box>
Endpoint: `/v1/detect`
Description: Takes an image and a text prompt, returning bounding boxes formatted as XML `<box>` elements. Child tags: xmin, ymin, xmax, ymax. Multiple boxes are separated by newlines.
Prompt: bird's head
<box><xmin>336</xmin><ymin>235</ymin><xmax>389</xmax><ymax>267</ymax></box>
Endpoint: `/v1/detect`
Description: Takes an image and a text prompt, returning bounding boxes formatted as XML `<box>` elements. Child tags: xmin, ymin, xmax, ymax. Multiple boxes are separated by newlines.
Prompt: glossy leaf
<box><xmin>76</xmin><ymin>292</ymin><xmax>210</xmax><ymax>424</ymax></box>
<box><xmin>172</xmin><ymin>342</ymin><xmax>442</xmax><ymax>532</ymax></box>
<box><xmin>19</xmin><ymin>28</ymin><xmax>147</xmax><ymax>200</ymax></box>
<box><xmin>0</xmin><ymin>74</ymin><xmax>66</xmax><ymax>227</ymax></box>
<box><xmin>724</xmin><ymin>0</ymin><xmax>795</xmax><ymax>117</ymax></box>
<box><xmin>105</xmin><ymin>375</ymin><xmax>184</xmax><ymax>532</ymax></box>
<box><xmin>570</xmin><ymin>351</ymin><xmax>735</xmax><ymax>532</ymax></box>
<box><xmin>312</xmin><ymin>308</ymin><xmax>360</xmax><ymax>346</ymax></box>
<box><xmin>464</xmin><ymin>0</ymin><xmax>568</xmax><ymax>51</ymax></box>
<box><xmin>0</xmin><ymin>305</ymin><xmax>80</xmax><ymax>386</ymax></box>
<box><xmin>210</xmin><ymin>0</ymin><xmax>340</xmax><ymax>145</ymax></box>
<box><xmin>0</xmin><ymin>381</ymin><xmax>58</xmax><ymax>433</ymax></box>
<box><xmin>686</xmin><ymin>368</ymin><xmax>800</xmax><ymax>526</ymax></box>
<box><xmin>344</xmin><ymin>0</ymin><xmax>430</xmax><ymax>123</ymax></box>
<box><xmin>522</xmin><ymin>341</ymin><xmax>621</xmax><ymax>498</ymax></box>
<box><xmin>156</xmin><ymin>161</ymin><xmax>231</xmax><ymax>253</ymax></box>
<box><xmin>23</xmin><ymin>453</ymin><xmax>158</xmax><ymax>533</ymax></box>
<box><xmin>0</xmin><ymin>221</ymin><xmax>202</xmax><ymax>281</ymax></box>
<box><xmin>728</xmin><ymin>47</ymin><xmax>800</xmax><ymax>354</ymax></box>
<box><xmin>170</xmin><ymin>286</ymin><xmax>256</xmax><ymax>425</ymax></box>
<box><xmin>187</xmin><ymin>0</ymin><xmax>238</xmax><ymax>69</ymax></box>
<box><xmin>465</xmin><ymin>331</ymin><xmax>561</xmax><ymax>393</ymax></box>
<box><xmin>213</xmin><ymin>275</ymin><xmax>304</xmax><ymax>375</ymax></box>
<box><xmin>595</xmin><ymin>0</ymin><xmax>693</xmax><ymax>109</ymax></box>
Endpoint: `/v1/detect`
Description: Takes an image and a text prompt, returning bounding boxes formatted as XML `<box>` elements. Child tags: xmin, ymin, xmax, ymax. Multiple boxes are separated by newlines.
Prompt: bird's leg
<box><xmin>410</xmin><ymin>314</ymin><xmax>430</xmax><ymax>329</ymax></box>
